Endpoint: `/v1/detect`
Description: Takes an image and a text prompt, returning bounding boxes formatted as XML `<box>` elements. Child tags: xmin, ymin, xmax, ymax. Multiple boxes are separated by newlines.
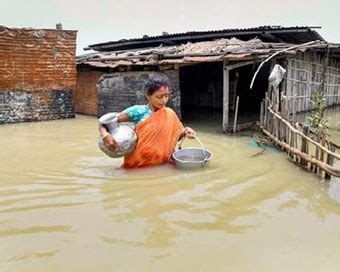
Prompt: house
<box><xmin>0</xmin><ymin>25</ymin><xmax>77</xmax><ymax>124</ymax></box>
<box><xmin>75</xmin><ymin>26</ymin><xmax>340</xmax><ymax>132</ymax></box>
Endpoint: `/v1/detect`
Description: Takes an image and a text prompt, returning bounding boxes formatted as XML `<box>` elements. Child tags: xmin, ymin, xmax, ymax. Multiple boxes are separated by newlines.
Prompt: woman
<box><xmin>99</xmin><ymin>74</ymin><xmax>196</xmax><ymax>168</ymax></box>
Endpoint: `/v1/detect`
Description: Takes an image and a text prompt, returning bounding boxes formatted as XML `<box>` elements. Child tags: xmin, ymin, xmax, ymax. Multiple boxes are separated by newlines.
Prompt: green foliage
<box><xmin>307</xmin><ymin>91</ymin><xmax>329</xmax><ymax>139</ymax></box>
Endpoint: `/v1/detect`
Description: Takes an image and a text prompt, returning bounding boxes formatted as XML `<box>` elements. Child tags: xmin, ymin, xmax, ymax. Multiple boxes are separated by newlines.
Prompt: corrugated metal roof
<box><xmin>78</xmin><ymin>38</ymin><xmax>339</xmax><ymax>69</ymax></box>
<box><xmin>85</xmin><ymin>26</ymin><xmax>324</xmax><ymax>52</ymax></box>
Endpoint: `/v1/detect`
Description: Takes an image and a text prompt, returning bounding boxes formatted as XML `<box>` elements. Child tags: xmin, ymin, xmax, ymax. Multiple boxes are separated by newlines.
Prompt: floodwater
<box><xmin>1</xmin><ymin>111</ymin><xmax>340</xmax><ymax>272</ymax></box>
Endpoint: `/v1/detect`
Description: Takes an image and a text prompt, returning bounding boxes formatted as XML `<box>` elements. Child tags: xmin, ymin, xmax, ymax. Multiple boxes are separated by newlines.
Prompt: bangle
<box><xmin>102</xmin><ymin>131</ymin><xmax>110</xmax><ymax>139</ymax></box>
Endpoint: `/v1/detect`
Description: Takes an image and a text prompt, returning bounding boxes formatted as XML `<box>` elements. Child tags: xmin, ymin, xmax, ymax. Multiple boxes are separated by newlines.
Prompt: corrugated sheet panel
<box><xmin>86</xmin><ymin>26</ymin><xmax>324</xmax><ymax>52</ymax></box>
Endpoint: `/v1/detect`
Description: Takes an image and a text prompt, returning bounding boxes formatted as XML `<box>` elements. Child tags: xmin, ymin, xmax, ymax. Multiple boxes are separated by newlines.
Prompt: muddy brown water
<box><xmin>1</xmin><ymin>111</ymin><xmax>340</xmax><ymax>272</ymax></box>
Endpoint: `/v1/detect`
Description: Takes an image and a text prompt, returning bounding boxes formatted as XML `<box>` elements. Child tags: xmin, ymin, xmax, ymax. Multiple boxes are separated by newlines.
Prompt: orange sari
<box><xmin>123</xmin><ymin>107</ymin><xmax>183</xmax><ymax>168</ymax></box>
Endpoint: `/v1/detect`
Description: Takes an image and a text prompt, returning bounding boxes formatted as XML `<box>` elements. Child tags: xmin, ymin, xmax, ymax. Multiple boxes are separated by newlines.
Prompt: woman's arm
<box><xmin>98</xmin><ymin>112</ymin><xmax>129</xmax><ymax>136</ymax></box>
<box><xmin>117</xmin><ymin>112</ymin><xmax>129</xmax><ymax>123</ymax></box>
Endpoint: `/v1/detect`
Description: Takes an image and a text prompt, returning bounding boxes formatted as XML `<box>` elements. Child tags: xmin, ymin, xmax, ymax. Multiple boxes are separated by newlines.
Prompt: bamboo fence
<box><xmin>284</xmin><ymin>52</ymin><xmax>340</xmax><ymax>117</ymax></box>
<box><xmin>259</xmin><ymin>53</ymin><xmax>340</xmax><ymax>178</ymax></box>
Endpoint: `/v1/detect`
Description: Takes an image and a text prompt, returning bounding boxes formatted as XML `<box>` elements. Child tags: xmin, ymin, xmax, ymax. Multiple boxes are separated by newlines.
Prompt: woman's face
<box><xmin>147</xmin><ymin>85</ymin><xmax>170</xmax><ymax>110</ymax></box>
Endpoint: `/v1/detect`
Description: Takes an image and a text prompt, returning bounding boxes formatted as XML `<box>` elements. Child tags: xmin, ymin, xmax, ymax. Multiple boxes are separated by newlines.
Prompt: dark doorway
<box><xmin>228</xmin><ymin>63</ymin><xmax>270</xmax><ymax>128</ymax></box>
<box><xmin>179</xmin><ymin>61</ymin><xmax>270</xmax><ymax>132</ymax></box>
<box><xmin>179</xmin><ymin>62</ymin><xmax>223</xmax><ymax>123</ymax></box>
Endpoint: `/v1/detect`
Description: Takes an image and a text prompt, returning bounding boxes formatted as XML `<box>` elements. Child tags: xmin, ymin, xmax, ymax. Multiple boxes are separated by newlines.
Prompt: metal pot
<box><xmin>98</xmin><ymin>112</ymin><xmax>137</xmax><ymax>158</ymax></box>
<box><xmin>172</xmin><ymin>147</ymin><xmax>212</xmax><ymax>170</ymax></box>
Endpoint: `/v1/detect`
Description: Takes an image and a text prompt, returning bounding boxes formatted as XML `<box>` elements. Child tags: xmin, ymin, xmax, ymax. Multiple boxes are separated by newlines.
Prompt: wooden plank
<box><xmin>223</xmin><ymin>61</ymin><xmax>229</xmax><ymax>132</ymax></box>
<box><xmin>294</xmin><ymin>129</ymin><xmax>298</xmax><ymax>161</ymax></box>
<box><xmin>319</xmin><ymin>137</ymin><xmax>326</xmax><ymax>176</ymax></box>
<box><xmin>286</xmin><ymin>59</ymin><xmax>292</xmax><ymax>121</ymax></box>
<box><xmin>292</xmin><ymin>94</ymin><xmax>297</xmax><ymax>123</ymax></box>
<box><xmin>264</xmin><ymin>96</ymin><xmax>268</xmax><ymax>129</ymax></box>
<box><xmin>325</xmin><ymin>144</ymin><xmax>335</xmax><ymax>179</ymax></box>
<box><xmin>233</xmin><ymin>96</ymin><xmax>240</xmax><ymax>133</ymax></box>
<box><xmin>302</xmin><ymin>55</ymin><xmax>307</xmax><ymax>111</ymax></box>
<box><xmin>260</xmin><ymin>101</ymin><xmax>264</xmax><ymax>127</ymax></box>
<box><xmin>225</xmin><ymin>60</ymin><xmax>255</xmax><ymax>70</ymax></box>
<box><xmin>281</xmin><ymin>94</ymin><xmax>287</xmax><ymax>142</ymax></box>
<box><xmin>307</xmin><ymin>53</ymin><xmax>312</xmax><ymax>111</ymax></box>
<box><xmin>300</xmin><ymin>126</ymin><xmax>308</xmax><ymax>166</ymax></box>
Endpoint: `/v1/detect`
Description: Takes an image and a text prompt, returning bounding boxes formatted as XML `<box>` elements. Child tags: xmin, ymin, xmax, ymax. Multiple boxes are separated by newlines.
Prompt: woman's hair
<box><xmin>146</xmin><ymin>73</ymin><xmax>169</xmax><ymax>96</ymax></box>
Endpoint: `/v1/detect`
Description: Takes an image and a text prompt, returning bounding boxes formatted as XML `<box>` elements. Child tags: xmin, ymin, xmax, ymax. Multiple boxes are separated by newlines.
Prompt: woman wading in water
<box><xmin>99</xmin><ymin>74</ymin><xmax>196</xmax><ymax>168</ymax></box>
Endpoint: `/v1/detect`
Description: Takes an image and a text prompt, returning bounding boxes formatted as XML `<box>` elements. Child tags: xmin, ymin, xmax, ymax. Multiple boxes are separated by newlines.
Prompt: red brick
<box><xmin>74</xmin><ymin>70</ymin><xmax>103</xmax><ymax>115</ymax></box>
<box><xmin>0</xmin><ymin>26</ymin><xmax>77</xmax><ymax>92</ymax></box>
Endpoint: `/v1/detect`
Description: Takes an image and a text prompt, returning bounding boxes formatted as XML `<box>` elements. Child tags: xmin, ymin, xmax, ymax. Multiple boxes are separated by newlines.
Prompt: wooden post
<box><xmin>319</xmin><ymin>137</ymin><xmax>326</xmax><ymax>175</ymax></box>
<box><xmin>280</xmin><ymin>94</ymin><xmax>285</xmax><ymax>142</ymax></box>
<box><xmin>233</xmin><ymin>96</ymin><xmax>240</xmax><ymax>133</ymax></box>
<box><xmin>325</xmin><ymin>143</ymin><xmax>335</xmax><ymax>179</ymax></box>
<box><xmin>307</xmin><ymin>53</ymin><xmax>312</xmax><ymax>111</ymax></box>
<box><xmin>290</xmin><ymin>129</ymin><xmax>295</xmax><ymax>159</ymax></box>
<box><xmin>287</xmin><ymin>59</ymin><xmax>293</xmax><ymax>123</ymax></box>
<box><xmin>264</xmin><ymin>96</ymin><xmax>268</xmax><ymax>129</ymax></box>
<box><xmin>315</xmin><ymin>134</ymin><xmax>320</xmax><ymax>173</ymax></box>
<box><xmin>300</xmin><ymin>125</ymin><xmax>308</xmax><ymax>167</ymax></box>
<box><xmin>269</xmin><ymin>105</ymin><xmax>273</xmax><ymax>134</ymax></box>
<box><xmin>292</xmin><ymin>93</ymin><xmax>297</xmax><ymax>124</ymax></box>
<box><xmin>294</xmin><ymin>126</ymin><xmax>299</xmax><ymax>162</ymax></box>
<box><xmin>260</xmin><ymin>101</ymin><xmax>264</xmax><ymax>127</ymax></box>
<box><xmin>223</xmin><ymin>61</ymin><xmax>229</xmax><ymax>132</ymax></box>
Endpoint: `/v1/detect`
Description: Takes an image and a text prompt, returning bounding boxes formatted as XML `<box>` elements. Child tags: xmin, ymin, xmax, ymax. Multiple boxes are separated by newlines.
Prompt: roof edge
<box><xmin>85</xmin><ymin>26</ymin><xmax>324</xmax><ymax>51</ymax></box>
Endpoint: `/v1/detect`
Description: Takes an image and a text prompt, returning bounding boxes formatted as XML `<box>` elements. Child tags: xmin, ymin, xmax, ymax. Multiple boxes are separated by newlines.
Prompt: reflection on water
<box><xmin>328</xmin><ymin>180</ymin><xmax>340</xmax><ymax>203</ymax></box>
<box><xmin>1</xmin><ymin>112</ymin><xmax>340</xmax><ymax>271</ymax></box>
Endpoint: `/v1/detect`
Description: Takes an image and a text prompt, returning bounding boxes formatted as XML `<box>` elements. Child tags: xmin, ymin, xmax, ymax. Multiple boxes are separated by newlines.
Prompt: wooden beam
<box><xmin>225</xmin><ymin>60</ymin><xmax>255</xmax><ymax>70</ymax></box>
<box><xmin>223</xmin><ymin>60</ymin><xmax>230</xmax><ymax>132</ymax></box>
<box><xmin>159</xmin><ymin>65</ymin><xmax>175</xmax><ymax>71</ymax></box>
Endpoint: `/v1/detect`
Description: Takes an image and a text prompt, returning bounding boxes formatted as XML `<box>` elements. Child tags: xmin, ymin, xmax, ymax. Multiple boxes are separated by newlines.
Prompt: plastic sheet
<box><xmin>268</xmin><ymin>64</ymin><xmax>286</xmax><ymax>89</ymax></box>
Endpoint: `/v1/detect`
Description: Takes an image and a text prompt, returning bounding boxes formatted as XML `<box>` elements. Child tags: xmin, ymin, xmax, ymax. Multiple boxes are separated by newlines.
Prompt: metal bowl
<box><xmin>172</xmin><ymin>148</ymin><xmax>212</xmax><ymax>169</ymax></box>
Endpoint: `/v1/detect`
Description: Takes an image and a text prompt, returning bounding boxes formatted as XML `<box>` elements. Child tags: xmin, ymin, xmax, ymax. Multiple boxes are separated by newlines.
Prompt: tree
<box><xmin>307</xmin><ymin>90</ymin><xmax>329</xmax><ymax>140</ymax></box>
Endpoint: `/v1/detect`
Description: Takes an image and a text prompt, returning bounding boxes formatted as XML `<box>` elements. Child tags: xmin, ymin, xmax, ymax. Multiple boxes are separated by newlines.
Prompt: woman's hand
<box><xmin>99</xmin><ymin>124</ymin><xmax>118</xmax><ymax>152</ymax></box>
<box><xmin>183</xmin><ymin>127</ymin><xmax>196</xmax><ymax>139</ymax></box>
<box><xmin>103</xmin><ymin>134</ymin><xmax>118</xmax><ymax>152</ymax></box>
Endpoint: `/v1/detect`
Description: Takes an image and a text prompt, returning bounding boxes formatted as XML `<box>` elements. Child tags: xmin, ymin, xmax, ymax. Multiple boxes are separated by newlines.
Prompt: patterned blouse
<box><xmin>123</xmin><ymin>105</ymin><xmax>153</xmax><ymax>125</ymax></box>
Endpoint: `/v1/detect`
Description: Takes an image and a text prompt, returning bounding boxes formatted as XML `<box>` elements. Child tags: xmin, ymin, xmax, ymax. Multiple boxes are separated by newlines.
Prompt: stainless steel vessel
<box><xmin>98</xmin><ymin>112</ymin><xmax>137</xmax><ymax>158</ymax></box>
<box><xmin>172</xmin><ymin>147</ymin><xmax>212</xmax><ymax>169</ymax></box>
<box><xmin>172</xmin><ymin>137</ymin><xmax>212</xmax><ymax>169</ymax></box>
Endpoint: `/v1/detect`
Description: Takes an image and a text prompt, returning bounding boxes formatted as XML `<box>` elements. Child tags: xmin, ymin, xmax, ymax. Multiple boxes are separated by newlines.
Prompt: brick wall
<box><xmin>0</xmin><ymin>91</ymin><xmax>74</xmax><ymax>123</ymax></box>
<box><xmin>97</xmin><ymin>70</ymin><xmax>181</xmax><ymax>118</ymax></box>
<box><xmin>74</xmin><ymin>70</ymin><xmax>103</xmax><ymax>115</ymax></box>
<box><xmin>0</xmin><ymin>26</ymin><xmax>77</xmax><ymax>123</ymax></box>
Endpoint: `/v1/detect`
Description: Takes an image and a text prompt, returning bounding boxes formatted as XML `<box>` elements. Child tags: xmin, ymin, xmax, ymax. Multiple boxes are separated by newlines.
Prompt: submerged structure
<box><xmin>76</xmin><ymin>26</ymin><xmax>340</xmax><ymax>132</ymax></box>
<box><xmin>0</xmin><ymin>25</ymin><xmax>77</xmax><ymax>123</ymax></box>
<box><xmin>76</xmin><ymin>25</ymin><xmax>340</xmax><ymax>178</ymax></box>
